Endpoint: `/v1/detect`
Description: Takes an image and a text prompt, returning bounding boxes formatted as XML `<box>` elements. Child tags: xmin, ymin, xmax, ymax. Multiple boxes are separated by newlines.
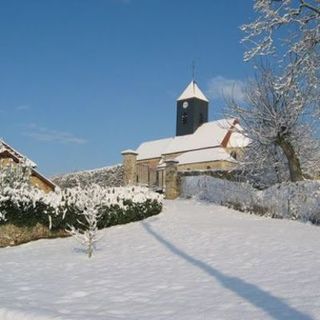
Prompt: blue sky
<box><xmin>0</xmin><ymin>0</ymin><xmax>255</xmax><ymax>176</ymax></box>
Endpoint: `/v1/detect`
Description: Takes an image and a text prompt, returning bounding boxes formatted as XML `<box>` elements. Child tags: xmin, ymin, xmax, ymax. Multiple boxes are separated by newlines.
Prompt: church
<box><xmin>122</xmin><ymin>80</ymin><xmax>249</xmax><ymax>189</ymax></box>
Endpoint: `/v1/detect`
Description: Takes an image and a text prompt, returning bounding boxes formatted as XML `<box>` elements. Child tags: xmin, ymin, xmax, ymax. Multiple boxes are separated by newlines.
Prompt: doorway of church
<box><xmin>136</xmin><ymin>164</ymin><xmax>164</xmax><ymax>192</ymax></box>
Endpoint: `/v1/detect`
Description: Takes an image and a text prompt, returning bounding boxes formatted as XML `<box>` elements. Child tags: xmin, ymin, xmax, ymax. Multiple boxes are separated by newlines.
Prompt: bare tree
<box><xmin>228</xmin><ymin>67</ymin><xmax>319</xmax><ymax>184</ymax></box>
<box><xmin>241</xmin><ymin>0</ymin><xmax>320</xmax><ymax>126</ymax></box>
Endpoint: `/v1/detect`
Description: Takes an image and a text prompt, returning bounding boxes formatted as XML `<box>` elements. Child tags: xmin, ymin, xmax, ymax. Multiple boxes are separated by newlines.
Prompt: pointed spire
<box><xmin>177</xmin><ymin>80</ymin><xmax>209</xmax><ymax>102</ymax></box>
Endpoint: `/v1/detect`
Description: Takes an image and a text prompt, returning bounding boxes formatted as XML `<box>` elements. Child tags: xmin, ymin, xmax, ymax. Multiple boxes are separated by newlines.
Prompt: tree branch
<box><xmin>299</xmin><ymin>0</ymin><xmax>320</xmax><ymax>15</ymax></box>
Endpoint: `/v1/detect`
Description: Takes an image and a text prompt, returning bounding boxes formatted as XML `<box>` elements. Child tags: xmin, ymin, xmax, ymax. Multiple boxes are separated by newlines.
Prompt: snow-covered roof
<box><xmin>136</xmin><ymin>119</ymin><xmax>249</xmax><ymax>160</ymax></box>
<box><xmin>227</xmin><ymin>124</ymin><xmax>251</xmax><ymax>148</ymax></box>
<box><xmin>0</xmin><ymin>139</ymin><xmax>56</xmax><ymax>191</ymax></box>
<box><xmin>136</xmin><ymin>137</ymin><xmax>173</xmax><ymax>161</ymax></box>
<box><xmin>164</xmin><ymin>119</ymin><xmax>234</xmax><ymax>155</ymax></box>
<box><xmin>135</xmin><ymin>119</ymin><xmax>247</xmax><ymax>161</ymax></box>
<box><xmin>175</xmin><ymin>147</ymin><xmax>237</xmax><ymax>165</ymax></box>
<box><xmin>177</xmin><ymin>80</ymin><xmax>209</xmax><ymax>102</ymax></box>
<box><xmin>0</xmin><ymin>140</ymin><xmax>37</xmax><ymax>167</ymax></box>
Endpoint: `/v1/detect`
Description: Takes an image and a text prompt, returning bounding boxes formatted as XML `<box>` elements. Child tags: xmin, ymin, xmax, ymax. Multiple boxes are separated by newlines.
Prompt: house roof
<box><xmin>0</xmin><ymin>140</ymin><xmax>55</xmax><ymax>191</ymax></box>
<box><xmin>177</xmin><ymin>80</ymin><xmax>209</xmax><ymax>102</ymax></box>
<box><xmin>135</xmin><ymin>118</ymin><xmax>248</xmax><ymax>161</ymax></box>
<box><xmin>175</xmin><ymin>147</ymin><xmax>237</xmax><ymax>165</ymax></box>
<box><xmin>0</xmin><ymin>140</ymin><xmax>37</xmax><ymax>167</ymax></box>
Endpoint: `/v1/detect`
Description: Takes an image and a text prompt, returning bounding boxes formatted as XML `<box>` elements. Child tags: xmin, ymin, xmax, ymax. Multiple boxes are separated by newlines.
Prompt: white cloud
<box><xmin>206</xmin><ymin>76</ymin><xmax>246</xmax><ymax>103</ymax></box>
<box><xmin>16</xmin><ymin>105</ymin><xmax>30</xmax><ymax>111</ymax></box>
<box><xmin>23</xmin><ymin>124</ymin><xmax>87</xmax><ymax>145</ymax></box>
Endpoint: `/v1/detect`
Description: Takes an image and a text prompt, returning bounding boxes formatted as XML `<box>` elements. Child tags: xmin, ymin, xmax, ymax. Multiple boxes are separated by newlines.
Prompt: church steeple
<box><xmin>177</xmin><ymin>80</ymin><xmax>209</xmax><ymax>103</ymax></box>
<box><xmin>176</xmin><ymin>80</ymin><xmax>209</xmax><ymax>136</ymax></box>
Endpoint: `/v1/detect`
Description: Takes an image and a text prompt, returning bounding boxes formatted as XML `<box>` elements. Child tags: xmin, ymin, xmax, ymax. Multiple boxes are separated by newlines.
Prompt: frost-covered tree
<box><xmin>238</xmin><ymin>0</ymin><xmax>320</xmax><ymax>185</ymax></box>
<box><xmin>0</xmin><ymin>161</ymin><xmax>32</xmax><ymax>190</ymax></box>
<box><xmin>228</xmin><ymin>67</ymin><xmax>320</xmax><ymax>184</ymax></box>
<box><xmin>241</xmin><ymin>0</ymin><xmax>320</xmax><ymax>99</ymax></box>
<box><xmin>66</xmin><ymin>186</ymin><xmax>104</xmax><ymax>258</ymax></box>
<box><xmin>52</xmin><ymin>165</ymin><xmax>124</xmax><ymax>189</ymax></box>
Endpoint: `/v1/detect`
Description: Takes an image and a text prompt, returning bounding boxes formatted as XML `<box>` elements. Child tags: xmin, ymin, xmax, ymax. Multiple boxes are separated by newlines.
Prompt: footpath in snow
<box><xmin>0</xmin><ymin>200</ymin><xmax>319</xmax><ymax>320</ymax></box>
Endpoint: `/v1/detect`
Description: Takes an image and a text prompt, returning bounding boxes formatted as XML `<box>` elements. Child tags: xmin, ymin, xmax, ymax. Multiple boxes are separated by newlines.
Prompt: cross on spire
<box><xmin>192</xmin><ymin>60</ymin><xmax>196</xmax><ymax>81</ymax></box>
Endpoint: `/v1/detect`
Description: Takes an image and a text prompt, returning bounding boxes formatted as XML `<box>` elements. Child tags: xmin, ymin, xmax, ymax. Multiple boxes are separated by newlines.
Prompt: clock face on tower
<box><xmin>182</xmin><ymin>101</ymin><xmax>189</xmax><ymax>109</ymax></box>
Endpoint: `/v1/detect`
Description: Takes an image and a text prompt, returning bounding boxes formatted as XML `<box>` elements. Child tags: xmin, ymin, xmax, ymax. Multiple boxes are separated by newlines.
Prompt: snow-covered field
<box><xmin>0</xmin><ymin>200</ymin><xmax>319</xmax><ymax>320</ymax></box>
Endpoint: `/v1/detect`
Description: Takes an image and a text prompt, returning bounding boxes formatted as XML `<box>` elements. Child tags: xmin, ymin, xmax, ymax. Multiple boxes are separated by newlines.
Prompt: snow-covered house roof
<box><xmin>135</xmin><ymin>118</ymin><xmax>248</xmax><ymax>161</ymax></box>
<box><xmin>175</xmin><ymin>148</ymin><xmax>237</xmax><ymax>165</ymax></box>
<box><xmin>0</xmin><ymin>140</ymin><xmax>55</xmax><ymax>191</ymax></box>
<box><xmin>0</xmin><ymin>140</ymin><xmax>37</xmax><ymax>167</ymax></box>
<box><xmin>177</xmin><ymin>80</ymin><xmax>209</xmax><ymax>102</ymax></box>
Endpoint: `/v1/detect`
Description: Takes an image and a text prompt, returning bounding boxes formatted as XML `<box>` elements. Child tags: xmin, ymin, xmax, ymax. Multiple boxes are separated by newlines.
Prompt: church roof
<box><xmin>135</xmin><ymin>118</ymin><xmax>249</xmax><ymax>161</ymax></box>
<box><xmin>175</xmin><ymin>147</ymin><xmax>237</xmax><ymax>165</ymax></box>
<box><xmin>164</xmin><ymin>119</ymin><xmax>234</xmax><ymax>155</ymax></box>
<box><xmin>227</xmin><ymin>124</ymin><xmax>251</xmax><ymax>148</ymax></box>
<box><xmin>177</xmin><ymin>80</ymin><xmax>209</xmax><ymax>102</ymax></box>
<box><xmin>136</xmin><ymin>137</ymin><xmax>173</xmax><ymax>161</ymax></box>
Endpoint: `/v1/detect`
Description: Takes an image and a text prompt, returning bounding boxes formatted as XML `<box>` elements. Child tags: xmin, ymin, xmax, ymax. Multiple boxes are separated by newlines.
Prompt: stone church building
<box><xmin>122</xmin><ymin>80</ymin><xmax>249</xmax><ymax>190</ymax></box>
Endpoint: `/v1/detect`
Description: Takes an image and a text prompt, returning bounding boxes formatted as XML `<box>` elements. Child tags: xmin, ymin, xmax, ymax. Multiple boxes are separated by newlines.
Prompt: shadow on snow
<box><xmin>142</xmin><ymin>222</ymin><xmax>313</xmax><ymax>320</ymax></box>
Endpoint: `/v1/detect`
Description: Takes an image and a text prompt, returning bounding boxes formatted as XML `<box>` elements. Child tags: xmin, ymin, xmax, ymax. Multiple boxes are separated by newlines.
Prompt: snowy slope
<box><xmin>0</xmin><ymin>200</ymin><xmax>319</xmax><ymax>320</ymax></box>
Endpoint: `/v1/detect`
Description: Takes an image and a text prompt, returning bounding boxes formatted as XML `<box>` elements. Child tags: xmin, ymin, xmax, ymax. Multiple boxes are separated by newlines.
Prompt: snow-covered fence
<box><xmin>181</xmin><ymin>176</ymin><xmax>320</xmax><ymax>224</ymax></box>
<box><xmin>52</xmin><ymin>165</ymin><xmax>124</xmax><ymax>189</ymax></box>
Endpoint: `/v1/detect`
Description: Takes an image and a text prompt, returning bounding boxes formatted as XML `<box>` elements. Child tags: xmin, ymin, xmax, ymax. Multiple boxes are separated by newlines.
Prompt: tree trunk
<box><xmin>277</xmin><ymin>138</ymin><xmax>304</xmax><ymax>182</ymax></box>
<box><xmin>88</xmin><ymin>233</ymin><xmax>93</xmax><ymax>258</ymax></box>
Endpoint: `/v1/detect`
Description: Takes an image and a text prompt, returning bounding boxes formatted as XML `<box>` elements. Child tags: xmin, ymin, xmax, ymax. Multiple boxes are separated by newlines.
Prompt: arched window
<box><xmin>182</xmin><ymin>112</ymin><xmax>188</xmax><ymax>124</ymax></box>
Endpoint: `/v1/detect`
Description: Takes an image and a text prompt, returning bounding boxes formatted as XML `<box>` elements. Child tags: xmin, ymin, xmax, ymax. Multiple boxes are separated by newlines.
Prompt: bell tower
<box><xmin>176</xmin><ymin>80</ymin><xmax>209</xmax><ymax>136</ymax></box>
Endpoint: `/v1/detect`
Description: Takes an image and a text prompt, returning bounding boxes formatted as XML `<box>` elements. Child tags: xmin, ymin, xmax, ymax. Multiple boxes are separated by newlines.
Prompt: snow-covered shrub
<box><xmin>0</xmin><ymin>163</ymin><xmax>61</xmax><ymax>228</ymax></box>
<box><xmin>0</xmin><ymin>163</ymin><xmax>163</xmax><ymax>247</ymax></box>
<box><xmin>63</xmin><ymin>185</ymin><xmax>163</xmax><ymax>257</ymax></box>
<box><xmin>52</xmin><ymin>165</ymin><xmax>124</xmax><ymax>189</ymax></box>
<box><xmin>181</xmin><ymin>175</ymin><xmax>320</xmax><ymax>224</ymax></box>
<box><xmin>59</xmin><ymin>185</ymin><xmax>163</xmax><ymax>231</ymax></box>
<box><xmin>181</xmin><ymin>176</ymin><xmax>256</xmax><ymax>210</ymax></box>
<box><xmin>260</xmin><ymin>181</ymin><xmax>320</xmax><ymax>224</ymax></box>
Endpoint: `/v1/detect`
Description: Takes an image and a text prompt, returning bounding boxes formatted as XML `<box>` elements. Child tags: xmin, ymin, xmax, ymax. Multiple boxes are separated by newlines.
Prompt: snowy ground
<box><xmin>0</xmin><ymin>200</ymin><xmax>319</xmax><ymax>320</ymax></box>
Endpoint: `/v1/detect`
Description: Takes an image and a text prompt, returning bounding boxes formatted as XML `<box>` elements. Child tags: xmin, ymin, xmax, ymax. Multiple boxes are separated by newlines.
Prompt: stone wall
<box><xmin>0</xmin><ymin>224</ymin><xmax>67</xmax><ymax>247</ymax></box>
<box><xmin>178</xmin><ymin>160</ymin><xmax>236</xmax><ymax>171</ymax></box>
